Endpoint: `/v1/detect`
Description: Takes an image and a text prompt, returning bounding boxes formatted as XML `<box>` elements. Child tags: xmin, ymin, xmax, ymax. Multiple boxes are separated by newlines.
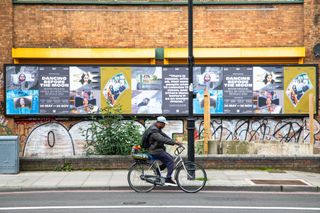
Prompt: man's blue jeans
<box><xmin>151</xmin><ymin>151</ymin><xmax>174</xmax><ymax>179</ymax></box>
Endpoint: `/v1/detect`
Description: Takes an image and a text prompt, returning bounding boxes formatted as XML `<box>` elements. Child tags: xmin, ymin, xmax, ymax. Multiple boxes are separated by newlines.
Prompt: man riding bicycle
<box><xmin>144</xmin><ymin>116</ymin><xmax>182</xmax><ymax>186</ymax></box>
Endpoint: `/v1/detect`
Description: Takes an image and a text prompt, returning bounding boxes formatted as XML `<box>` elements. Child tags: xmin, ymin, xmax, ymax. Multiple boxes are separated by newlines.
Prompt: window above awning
<box><xmin>12</xmin><ymin>48</ymin><xmax>156</xmax><ymax>64</ymax></box>
<box><xmin>164</xmin><ymin>47</ymin><xmax>305</xmax><ymax>64</ymax></box>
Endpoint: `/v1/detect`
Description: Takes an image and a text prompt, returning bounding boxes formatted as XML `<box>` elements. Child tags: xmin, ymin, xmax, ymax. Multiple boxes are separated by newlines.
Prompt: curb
<box><xmin>204</xmin><ymin>185</ymin><xmax>319</xmax><ymax>192</ymax></box>
<box><xmin>0</xmin><ymin>185</ymin><xmax>318</xmax><ymax>193</ymax></box>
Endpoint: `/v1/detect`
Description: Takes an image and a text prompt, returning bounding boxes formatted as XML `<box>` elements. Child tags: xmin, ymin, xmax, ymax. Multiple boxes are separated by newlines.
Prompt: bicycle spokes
<box><xmin>176</xmin><ymin>162</ymin><xmax>207</xmax><ymax>193</ymax></box>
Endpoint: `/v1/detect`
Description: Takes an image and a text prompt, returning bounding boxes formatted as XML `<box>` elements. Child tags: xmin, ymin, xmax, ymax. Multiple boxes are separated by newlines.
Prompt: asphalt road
<box><xmin>0</xmin><ymin>190</ymin><xmax>319</xmax><ymax>213</ymax></box>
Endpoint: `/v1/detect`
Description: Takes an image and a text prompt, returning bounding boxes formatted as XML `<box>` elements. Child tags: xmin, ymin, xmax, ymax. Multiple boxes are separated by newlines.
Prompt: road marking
<box><xmin>0</xmin><ymin>206</ymin><xmax>319</xmax><ymax>211</ymax></box>
<box><xmin>0</xmin><ymin>190</ymin><xmax>319</xmax><ymax>195</ymax></box>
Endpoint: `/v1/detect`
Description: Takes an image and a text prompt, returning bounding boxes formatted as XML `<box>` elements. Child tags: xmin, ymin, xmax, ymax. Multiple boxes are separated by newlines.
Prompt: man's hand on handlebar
<box><xmin>175</xmin><ymin>142</ymin><xmax>183</xmax><ymax>146</ymax></box>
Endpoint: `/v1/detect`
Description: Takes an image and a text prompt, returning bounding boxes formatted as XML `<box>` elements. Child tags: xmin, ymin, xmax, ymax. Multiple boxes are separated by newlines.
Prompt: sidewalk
<box><xmin>0</xmin><ymin>170</ymin><xmax>319</xmax><ymax>192</ymax></box>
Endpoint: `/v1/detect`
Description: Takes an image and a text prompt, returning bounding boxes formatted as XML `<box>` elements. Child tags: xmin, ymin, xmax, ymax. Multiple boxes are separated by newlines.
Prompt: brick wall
<box><xmin>13</xmin><ymin>4</ymin><xmax>304</xmax><ymax>48</ymax></box>
<box><xmin>0</xmin><ymin>0</ymin><xmax>13</xmax><ymax>100</ymax></box>
<box><xmin>20</xmin><ymin>155</ymin><xmax>320</xmax><ymax>173</ymax></box>
<box><xmin>304</xmin><ymin>0</ymin><xmax>320</xmax><ymax>65</ymax></box>
<box><xmin>3</xmin><ymin>2</ymin><xmax>320</xmax><ymax>154</ymax></box>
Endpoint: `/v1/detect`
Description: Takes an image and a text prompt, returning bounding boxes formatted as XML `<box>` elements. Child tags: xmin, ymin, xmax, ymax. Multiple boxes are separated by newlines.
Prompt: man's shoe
<box><xmin>165</xmin><ymin>178</ymin><xmax>177</xmax><ymax>186</ymax></box>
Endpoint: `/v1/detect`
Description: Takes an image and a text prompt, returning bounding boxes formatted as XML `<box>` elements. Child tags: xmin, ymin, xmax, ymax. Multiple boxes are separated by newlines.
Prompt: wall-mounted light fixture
<box><xmin>314</xmin><ymin>43</ymin><xmax>320</xmax><ymax>57</ymax></box>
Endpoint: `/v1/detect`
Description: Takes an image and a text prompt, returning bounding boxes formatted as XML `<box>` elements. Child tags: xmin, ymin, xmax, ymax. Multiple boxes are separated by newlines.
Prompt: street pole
<box><xmin>187</xmin><ymin>0</ymin><xmax>195</xmax><ymax>162</ymax></box>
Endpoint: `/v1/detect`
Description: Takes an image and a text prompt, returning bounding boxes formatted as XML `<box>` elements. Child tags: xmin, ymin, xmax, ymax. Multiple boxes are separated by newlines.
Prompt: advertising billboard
<box><xmin>193</xmin><ymin>65</ymin><xmax>317</xmax><ymax>115</ymax></box>
<box><xmin>5</xmin><ymin>65</ymin><xmax>189</xmax><ymax>116</ymax></box>
<box><xmin>4</xmin><ymin>64</ymin><xmax>318</xmax><ymax>116</ymax></box>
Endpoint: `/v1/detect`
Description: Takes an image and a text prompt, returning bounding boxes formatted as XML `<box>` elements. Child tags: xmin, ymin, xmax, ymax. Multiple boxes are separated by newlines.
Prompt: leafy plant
<box><xmin>0</xmin><ymin>118</ymin><xmax>14</xmax><ymax>137</ymax></box>
<box><xmin>258</xmin><ymin>167</ymin><xmax>286</xmax><ymax>173</ymax></box>
<box><xmin>195</xmin><ymin>140</ymin><xmax>204</xmax><ymax>155</ymax></box>
<box><xmin>85</xmin><ymin>105</ymin><xmax>142</xmax><ymax>155</ymax></box>
<box><xmin>55</xmin><ymin>161</ymin><xmax>73</xmax><ymax>172</ymax></box>
<box><xmin>0</xmin><ymin>101</ymin><xmax>14</xmax><ymax>135</ymax></box>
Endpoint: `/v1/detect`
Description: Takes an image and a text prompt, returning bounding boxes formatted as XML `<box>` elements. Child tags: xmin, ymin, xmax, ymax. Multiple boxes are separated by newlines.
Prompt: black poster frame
<box><xmin>4</xmin><ymin>63</ymin><xmax>318</xmax><ymax>118</ymax></box>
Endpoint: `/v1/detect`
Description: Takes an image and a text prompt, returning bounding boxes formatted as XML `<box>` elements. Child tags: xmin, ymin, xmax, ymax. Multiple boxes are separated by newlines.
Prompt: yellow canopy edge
<box><xmin>11</xmin><ymin>47</ymin><xmax>305</xmax><ymax>65</ymax></box>
<box><xmin>164</xmin><ymin>47</ymin><xmax>305</xmax><ymax>64</ymax></box>
<box><xmin>12</xmin><ymin>48</ymin><xmax>156</xmax><ymax>64</ymax></box>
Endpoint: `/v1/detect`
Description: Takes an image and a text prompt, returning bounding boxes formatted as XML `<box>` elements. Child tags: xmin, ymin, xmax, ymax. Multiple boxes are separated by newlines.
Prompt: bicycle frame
<box><xmin>129</xmin><ymin>145</ymin><xmax>207</xmax><ymax>193</ymax></box>
<box><xmin>142</xmin><ymin>146</ymin><xmax>193</xmax><ymax>183</ymax></box>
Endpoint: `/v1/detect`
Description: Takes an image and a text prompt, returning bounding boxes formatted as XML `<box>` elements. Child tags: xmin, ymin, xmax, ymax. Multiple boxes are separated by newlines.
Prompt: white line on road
<box><xmin>0</xmin><ymin>206</ymin><xmax>319</xmax><ymax>211</ymax></box>
<box><xmin>0</xmin><ymin>190</ymin><xmax>319</xmax><ymax>195</ymax></box>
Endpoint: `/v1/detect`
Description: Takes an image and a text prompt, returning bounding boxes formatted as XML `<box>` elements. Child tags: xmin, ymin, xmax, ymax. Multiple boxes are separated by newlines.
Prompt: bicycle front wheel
<box><xmin>176</xmin><ymin>162</ymin><xmax>207</xmax><ymax>193</ymax></box>
<box><xmin>127</xmin><ymin>162</ymin><xmax>156</xmax><ymax>193</ymax></box>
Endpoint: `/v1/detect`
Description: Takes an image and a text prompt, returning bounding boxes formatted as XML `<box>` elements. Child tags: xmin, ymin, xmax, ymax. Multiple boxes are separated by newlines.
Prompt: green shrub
<box><xmin>0</xmin><ymin>101</ymin><xmax>14</xmax><ymax>135</ymax></box>
<box><xmin>85</xmin><ymin>105</ymin><xmax>142</xmax><ymax>155</ymax></box>
<box><xmin>55</xmin><ymin>161</ymin><xmax>73</xmax><ymax>172</ymax></box>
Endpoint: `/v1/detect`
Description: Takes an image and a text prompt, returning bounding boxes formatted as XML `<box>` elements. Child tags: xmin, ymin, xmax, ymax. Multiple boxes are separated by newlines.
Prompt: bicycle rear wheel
<box><xmin>127</xmin><ymin>162</ymin><xmax>157</xmax><ymax>193</ymax></box>
<box><xmin>176</xmin><ymin>162</ymin><xmax>207</xmax><ymax>193</ymax></box>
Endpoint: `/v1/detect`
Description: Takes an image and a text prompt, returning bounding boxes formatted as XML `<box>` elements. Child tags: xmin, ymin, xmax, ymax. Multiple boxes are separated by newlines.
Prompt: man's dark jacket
<box><xmin>145</xmin><ymin>124</ymin><xmax>176</xmax><ymax>155</ymax></box>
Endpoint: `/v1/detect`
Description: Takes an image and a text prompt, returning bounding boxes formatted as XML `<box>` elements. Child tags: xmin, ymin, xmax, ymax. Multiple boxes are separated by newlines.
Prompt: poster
<box><xmin>283</xmin><ymin>66</ymin><xmax>316</xmax><ymax>114</ymax></box>
<box><xmin>39</xmin><ymin>66</ymin><xmax>70</xmax><ymax>114</ymax></box>
<box><xmin>6</xmin><ymin>66</ymin><xmax>39</xmax><ymax>114</ymax></box>
<box><xmin>6</xmin><ymin>66</ymin><xmax>39</xmax><ymax>91</ymax></box>
<box><xmin>6</xmin><ymin>90</ymin><xmax>39</xmax><ymax>114</ymax></box>
<box><xmin>223</xmin><ymin>67</ymin><xmax>253</xmax><ymax>114</ymax></box>
<box><xmin>193</xmin><ymin>66</ymin><xmax>224</xmax><ymax>114</ymax></box>
<box><xmin>69</xmin><ymin>66</ymin><xmax>100</xmax><ymax>114</ymax></box>
<box><xmin>101</xmin><ymin>67</ymin><xmax>132</xmax><ymax>114</ymax></box>
<box><xmin>162</xmin><ymin>67</ymin><xmax>189</xmax><ymax>114</ymax></box>
<box><xmin>253</xmin><ymin>66</ymin><xmax>284</xmax><ymax>114</ymax></box>
<box><xmin>131</xmin><ymin>67</ymin><xmax>162</xmax><ymax>114</ymax></box>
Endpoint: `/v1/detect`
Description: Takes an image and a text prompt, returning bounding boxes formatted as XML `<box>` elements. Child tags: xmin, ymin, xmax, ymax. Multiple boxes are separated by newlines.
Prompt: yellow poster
<box><xmin>100</xmin><ymin>67</ymin><xmax>132</xmax><ymax>114</ymax></box>
<box><xmin>283</xmin><ymin>66</ymin><xmax>316</xmax><ymax>114</ymax></box>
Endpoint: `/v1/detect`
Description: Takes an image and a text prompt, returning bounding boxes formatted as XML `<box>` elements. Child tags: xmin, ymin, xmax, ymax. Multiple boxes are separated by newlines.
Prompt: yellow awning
<box><xmin>12</xmin><ymin>48</ymin><xmax>156</xmax><ymax>64</ymax></box>
<box><xmin>12</xmin><ymin>47</ymin><xmax>305</xmax><ymax>65</ymax></box>
<box><xmin>164</xmin><ymin>47</ymin><xmax>305</xmax><ymax>64</ymax></box>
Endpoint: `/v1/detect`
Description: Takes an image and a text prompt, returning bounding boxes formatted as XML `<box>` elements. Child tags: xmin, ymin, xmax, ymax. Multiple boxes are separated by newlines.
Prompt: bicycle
<box><xmin>127</xmin><ymin>145</ymin><xmax>207</xmax><ymax>193</ymax></box>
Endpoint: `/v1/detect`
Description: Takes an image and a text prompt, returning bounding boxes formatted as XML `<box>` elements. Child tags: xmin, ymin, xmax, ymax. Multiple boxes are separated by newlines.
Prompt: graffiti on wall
<box><xmin>16</xmin><ymin>117</ymin><xmax>320</xmax><ymax>157</ymax></box>
<box><xmin>195</xmin><ymin>118</ymin><xmax>320</xmax><ymax>143</ymax></box>
<box><xmin>21</xmin><ymin>119</ymin><xmax>184</xmax><ymax>157</ymax></box>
